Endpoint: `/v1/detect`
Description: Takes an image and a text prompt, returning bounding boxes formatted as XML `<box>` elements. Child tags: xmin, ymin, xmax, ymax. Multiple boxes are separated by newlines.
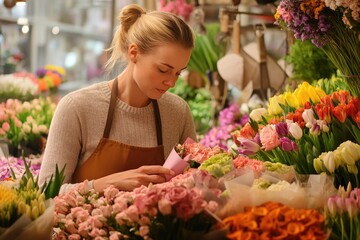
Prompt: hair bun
<box><xmin>119</xmin><ymin>4</ymin><xmax>146</xmax><ymax>33</ymax></box>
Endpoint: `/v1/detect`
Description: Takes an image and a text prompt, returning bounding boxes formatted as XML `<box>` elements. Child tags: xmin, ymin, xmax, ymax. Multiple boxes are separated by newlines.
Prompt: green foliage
<box><xmin>169</xmin><ymin>78</ymin><xmax>212</xmax><ymax>134</ymax></box>
<box><xmin>286</xmin><ymin>39</ymin><xmax>337</xmax><ymax>82</ymax></box>
<box><xmin>16</xmin><ymin>155</ymin><xmax>66</xmax><ymax>199</ymax></box>
<box><xmin>187</xmin><ymin>23</ymin><xmax>226</xmax><ymax>84</ymax></box>
<box><xmin>311</xmin><ymin>72</ymin><xmax>349</xmax><ymax>95</ymax></box>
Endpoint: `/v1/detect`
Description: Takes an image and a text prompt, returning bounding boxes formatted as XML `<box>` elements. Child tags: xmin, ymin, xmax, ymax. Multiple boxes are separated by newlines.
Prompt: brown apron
<box><xmin>72</xmin><ymin>78</ymin><xmax>165</xmax><ymax>183</ymax></box>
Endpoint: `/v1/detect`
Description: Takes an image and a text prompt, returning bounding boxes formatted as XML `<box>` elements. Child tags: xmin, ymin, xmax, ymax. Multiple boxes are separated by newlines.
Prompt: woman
<box><xmin>38</xmin><ymin>4</ymin><xmax>197</xmax><ymax>193</ymax></box>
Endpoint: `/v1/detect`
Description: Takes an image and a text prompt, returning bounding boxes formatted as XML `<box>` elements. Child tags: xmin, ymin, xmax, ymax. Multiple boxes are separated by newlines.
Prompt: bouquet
<box><xmin>163</xmin><ymin>138</ymin><xmax>223</xmax><ymax>180</ymax></box>
<box><xmin>0</xmin><ymin>97</ymin><xmax>56</xmax><ymax>157</ymax></box>
<box><xmin>275</xmin><ymin>0</ymin><xmax>360</xmax><ymax>97</ymax></box>
<box><xmin>222</xmin><ymin>202</ymin><xmax>327</xmax><ymax>239</ymax></box>
<box><xmin>36</xmin><ymin>65</ymin><xmax>66</xmax><ymax>93</ymax></box>
<box><xmin>0</xmin><ymin>159</ymin><xmax>65</xmax><ymax>239</ymax></box>
<box><xmin>53</xmin><ymin>169</ymin><xmax>225</xmax><ymax>240</ymax></box>
<box><xmin>233</xmin><ymin>85</ymin><xmax>360</xmax><ymax>175</ymax></box>
<box><xmin>326</xmin><ymin>186</ymin><xmax>360</xmax><ymax>240</ymax></box>
<box><xmin>314</xmin><ymin>141</ymin><xmax>360</xmax><ymax>188</ymax></box>
<box><xmin>0</xmin><ymin>73</ymin><xmax>38</xmax><ymax>102</ymax></box>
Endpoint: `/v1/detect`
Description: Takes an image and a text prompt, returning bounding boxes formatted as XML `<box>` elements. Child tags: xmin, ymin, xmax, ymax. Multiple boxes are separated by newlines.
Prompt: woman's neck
<box><xmin>112</xmin><ymin>68</ymin><xmax>151</xmax><ymax>108</ymax></box>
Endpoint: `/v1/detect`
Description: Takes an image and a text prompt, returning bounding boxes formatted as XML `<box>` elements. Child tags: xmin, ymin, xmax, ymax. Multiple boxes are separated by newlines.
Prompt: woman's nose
<box><xmin>163</xmin><ymin>76</ymin><xmax>178</xmax><ymax>87</ymax></box>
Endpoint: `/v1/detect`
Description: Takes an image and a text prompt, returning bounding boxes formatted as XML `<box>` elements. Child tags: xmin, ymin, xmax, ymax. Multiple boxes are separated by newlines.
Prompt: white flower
<box><xmin>302</xmin><ymin>109</ymin><xmax>316</xmax><ymax>127</ymax></box>
<box><xmin>323</xmin><ymin>151</ymin><xmax>335</xmax><ymax>173</ymax></box>
<box><xmin>288</xmin><ymin>122</ymin><xmax>303</xmax><ymax>139</ymax></box>
<box><xmin>249</xmin><ymin>108</ymin><xmax>267</xmax><ymax>122</ymax></box>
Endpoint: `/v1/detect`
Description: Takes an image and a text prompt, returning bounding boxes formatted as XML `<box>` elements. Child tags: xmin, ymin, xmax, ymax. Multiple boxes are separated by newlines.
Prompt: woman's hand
<box><xmin>93</xmin><ymin>165</ymin><xmax>174</xmax><ymax>193</ymax></box>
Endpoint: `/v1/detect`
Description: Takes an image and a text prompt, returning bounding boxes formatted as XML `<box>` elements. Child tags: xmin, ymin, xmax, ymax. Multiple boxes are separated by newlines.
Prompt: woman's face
<box><xmin>131</xmin><ymin>42</ymin><xmax>192</xmax><ymax>100</ymax></box>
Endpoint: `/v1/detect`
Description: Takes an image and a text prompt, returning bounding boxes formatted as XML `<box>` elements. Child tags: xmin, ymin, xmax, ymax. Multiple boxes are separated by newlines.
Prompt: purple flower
<box><xmin>291</xmin><ymin>141</ymin><xmax>299</xmax><ymax>151</ymax></box>
<box><xmin>240</xmin><ymin>113</ymin><xmax>249</xmax><ymax>126</ymax></box>
<box><xmin>275</xmin><ymin>122</ymin><xmax>288</xmax><ymax>137</ymax></box>
<box><xmin>279</xmin><ymin>137</ymin><xmax>293</xmax><ymax>152</ymax></box>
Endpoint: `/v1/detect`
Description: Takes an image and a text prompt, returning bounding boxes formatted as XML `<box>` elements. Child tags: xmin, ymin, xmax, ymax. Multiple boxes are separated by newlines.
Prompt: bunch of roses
<box><xmin>54</xmin><ymin>168</ymin><xmax>224</xmax><ymax>240</ymax></box>
<box><xmin>222</xmin><ymin>201</ymin><xmax>327</xmax><ymax>239</ymax></box>
<box><xmin>175</xmin><ymin>141</ymin><xmax>223</xmax><ymax>164</ymax></box>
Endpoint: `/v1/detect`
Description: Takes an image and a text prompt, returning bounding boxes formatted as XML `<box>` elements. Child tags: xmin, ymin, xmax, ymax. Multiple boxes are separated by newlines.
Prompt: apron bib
<box><xmin>72</xmin><ymin>78</ymin><xmax>164</xmax><ymax>183</ymax></box>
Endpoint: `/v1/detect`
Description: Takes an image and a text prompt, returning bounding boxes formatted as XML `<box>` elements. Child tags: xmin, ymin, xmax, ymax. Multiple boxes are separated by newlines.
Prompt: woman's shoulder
<box><xmin>158</xmin><ymin>92</ymin><xmax>189</xmax><ymax>112</ymax></box>
<box><xmin>160</xmin><ymin>91</ymin><xmax>187</xmax><ymax>106</ymax></box>
<box><xmin>55</xmin><ymin>81</ymin><xmax>110</xmax><ymax>115</ymax></box>
<box><xmin>60</xmin><ymin>81</ymin><xmax>110</xmax><ymax>105</ymax></box>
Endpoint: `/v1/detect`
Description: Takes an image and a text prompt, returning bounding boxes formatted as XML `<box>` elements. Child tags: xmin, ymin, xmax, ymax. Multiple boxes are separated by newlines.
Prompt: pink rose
<box><xmin>166</xmin><ymin>187</ymin><xmax>188</xmax><ymax>204</ymax></box>
<box><xmin>89</xmin><ymin>227</ymin><xmax>107</xmax><ymax>237</ymax></box>
<box><xmin>124</xmin><ymin>205</ymin><xmax>139</xmax><ymax>222</ymax></box>
<box><xmin>68</xmin><ymin>234</ymin><xmax>81</xmax><ymax>240</ymax></box>
<box><xmin>99</xmin><ymin>205</ymin><xmax>112</xmax><ymax>218</ymax></box>
<box><xmin>175</xmin><ymin>201</ymin><xmax>196</xmax><ymax>221</ymax></box>
<box><xmin>109</xmin><ymin>232</ymin><xmax>120</xmax><ymax>240</ymax></box>
<box><xmin>104</xmin><ymin>185</ymin><xmax>119</xmax><ymax>201</ymax></box>
<box><xmin>65</xmin><ymin>219</ymin><xmax>77</xmax><ymax>234</ymax></box>
<box><xmin>206</xmin><ymin>200</ymin><xmax>218</xmax><ymax>213</ymax></box>
<box><xmin>115</xmin><ymin>212</ymin><xmax>127</xmax><ymax>225</ymax></box>
<box><xmin>54</xmin><ymin>198</ymin><xmax>69</xmax><ymax>214</ymax></box>
<box><xmin>139</xmin><ymin>226</ymin><xmax>150</xmax><ymax>237</ymax></box>
<box><xmin>158</xmin><ymin>198</ymin><xmax>172</xmax><ymax>215</ymax></box>
<box><xmin>139</xmin><ymin>215</ymin><xmax>151</xmax><ymax>225</ymax></box>
<box><xmin>260</xmin><ymin>125</ymin><xmax>280</xmax><ymax>151</ymax></box>
<box><xmin>1</xmin><ymin>122</ymin><xmax>10</xmax><ymax>131</ymax></box>
<box><xmin>113</xmin><ymin>200</ymin><xmax>127</xmax><ymax>214</ymax></box>
<box><xmin>77</xmin><ymin>222</ymin><xmax>91</xmax><ymax>237</ymax></box>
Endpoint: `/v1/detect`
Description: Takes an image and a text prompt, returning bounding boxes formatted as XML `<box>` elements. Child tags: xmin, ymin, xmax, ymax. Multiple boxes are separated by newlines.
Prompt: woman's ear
<box><xmin>128</xmin><ymin>43</ymin><xmax>138</xmax><ymax>63</ymax></box>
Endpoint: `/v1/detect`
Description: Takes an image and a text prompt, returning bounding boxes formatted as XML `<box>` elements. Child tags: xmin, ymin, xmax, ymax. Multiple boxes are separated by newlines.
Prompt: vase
<box><xmin>7</xmin><ymin>137</ymin><xmax>46</xmax><ymax>158</ymax></box>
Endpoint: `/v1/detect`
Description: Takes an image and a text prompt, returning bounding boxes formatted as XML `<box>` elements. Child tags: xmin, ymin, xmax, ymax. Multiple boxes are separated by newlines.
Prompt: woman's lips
<box><xmin>157</xmin><ymin>88</ymin><xmax>166</xmax><ymax>94</ymax></box>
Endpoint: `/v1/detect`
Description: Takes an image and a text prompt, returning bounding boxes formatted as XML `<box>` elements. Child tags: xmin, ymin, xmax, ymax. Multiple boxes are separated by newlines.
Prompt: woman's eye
<box><xmin>159</xmin><ymin>68</ymin><xmax>168</xmax><ymax>73</ymax></box>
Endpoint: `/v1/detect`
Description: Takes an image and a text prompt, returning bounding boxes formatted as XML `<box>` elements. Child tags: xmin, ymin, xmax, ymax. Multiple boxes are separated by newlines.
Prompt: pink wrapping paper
<box><xmin>163</xmin><ymin>138</ymin><xmax>196</xmax><ymax>181</ymax></box>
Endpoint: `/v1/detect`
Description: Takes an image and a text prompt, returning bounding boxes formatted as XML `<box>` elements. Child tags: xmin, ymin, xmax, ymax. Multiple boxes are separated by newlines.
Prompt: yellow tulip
<box><xmin>267</xmin><ymin>95</ymin><xmax>285</xmax><ymax>115</ymax></box>
<box><xmin>283</xmin><ymin>92</ymin><xmax>299</xmax><ymax>108</ymax></box>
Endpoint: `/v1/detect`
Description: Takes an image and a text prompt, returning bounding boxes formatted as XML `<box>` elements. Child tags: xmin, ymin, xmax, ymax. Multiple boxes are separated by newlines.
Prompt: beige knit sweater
<box><xmin>38</xmin><ymin>81</ymin><xmax>197</xmax><ymax>191</ymax></box>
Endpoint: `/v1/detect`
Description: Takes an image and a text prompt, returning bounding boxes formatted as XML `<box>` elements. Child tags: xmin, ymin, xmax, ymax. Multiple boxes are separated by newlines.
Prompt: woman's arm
<box><xmin>38</xmin><ymin>95</ymin><xmax>82</xmax><ymax>189</ymax></box>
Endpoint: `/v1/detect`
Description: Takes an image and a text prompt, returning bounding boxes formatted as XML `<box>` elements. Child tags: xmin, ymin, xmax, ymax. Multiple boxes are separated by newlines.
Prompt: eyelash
<box><xmin>159</xmin><ymin>68</ymin><xmax>181</xmax><ymax>76</ymax></box>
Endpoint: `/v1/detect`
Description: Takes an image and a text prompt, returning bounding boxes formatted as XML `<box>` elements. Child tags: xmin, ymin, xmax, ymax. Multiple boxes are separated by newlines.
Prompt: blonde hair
<box><xmin>105</xmin><ymin>4</ymin><xmax>195</xmax><ymax>71</ymax></box>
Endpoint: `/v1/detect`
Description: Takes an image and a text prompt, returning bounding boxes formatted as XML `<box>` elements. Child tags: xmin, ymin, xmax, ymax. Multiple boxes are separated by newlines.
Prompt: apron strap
<box><xmin>103</xmin><ymin>78</ymin><xmax>118</xmax><ymax>138</ymax></box>
<box><xmin>152</xmin><ymin>100</ymin><xmax>163</xmax><ymax>146</ymax></box>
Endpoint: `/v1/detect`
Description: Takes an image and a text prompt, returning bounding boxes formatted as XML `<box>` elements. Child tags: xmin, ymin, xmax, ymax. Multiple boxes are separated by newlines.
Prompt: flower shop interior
<box><xmin>1</xmin><ymin>0</ymin><xmax>360</xmax><ymax>239</ymax></box>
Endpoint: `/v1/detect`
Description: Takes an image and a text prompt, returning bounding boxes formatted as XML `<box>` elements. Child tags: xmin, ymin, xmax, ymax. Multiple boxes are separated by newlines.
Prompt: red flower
<box><xmin>332</xmin><ymin>103</ymin><xmax>347</xmax><ymax>123</ymax></box>
<box><xmin>238</xmin><ymin>123</ymin><xmax>257</xmax><ymax>139</ymax></box>
<box><xmin>353</xmin><ymin>111</ymin><xmax>360</xmax><ymax>128</ymax></box>
<box><xmin>315</xmin><ymin>103</ymin><xmax>332</xmax><ymax>123</ymax></box>
<box><xmin>320</xmin><ymin>94</ymin><xmax>334</xmax><ymax>108</ymax></box>
<box><xmin>346</xmin><ymin>97</ymin><xmax>360</xmax><ymax>118</ymax></box>
<box><xmin>331</xmin><ymin>90</ymin><xmax>349</xmax><ymax>104</ymax></box>
<box><xmin>304</xmin><ymin>101</ymin><xmax>312</xmax><ymax>109</ymax></box>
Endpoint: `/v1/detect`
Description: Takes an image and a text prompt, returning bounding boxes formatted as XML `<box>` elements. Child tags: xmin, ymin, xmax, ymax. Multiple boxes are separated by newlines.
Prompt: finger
<box><xmin>145</xmin><ymin>174</ymin><xmax>166</xmax><ymax>184</ymax></box>
<box><xmin>139</xmin><ymin>165</ymin><xmax>175</xmax><ymax>175</ymax></box>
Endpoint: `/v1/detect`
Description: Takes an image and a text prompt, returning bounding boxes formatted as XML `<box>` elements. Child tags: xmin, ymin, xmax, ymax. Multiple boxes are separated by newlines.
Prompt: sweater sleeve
<box><xmin>38</xmin><ymin>95</ymin><xmax>83</xmax><ymax>188</ymax></box>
